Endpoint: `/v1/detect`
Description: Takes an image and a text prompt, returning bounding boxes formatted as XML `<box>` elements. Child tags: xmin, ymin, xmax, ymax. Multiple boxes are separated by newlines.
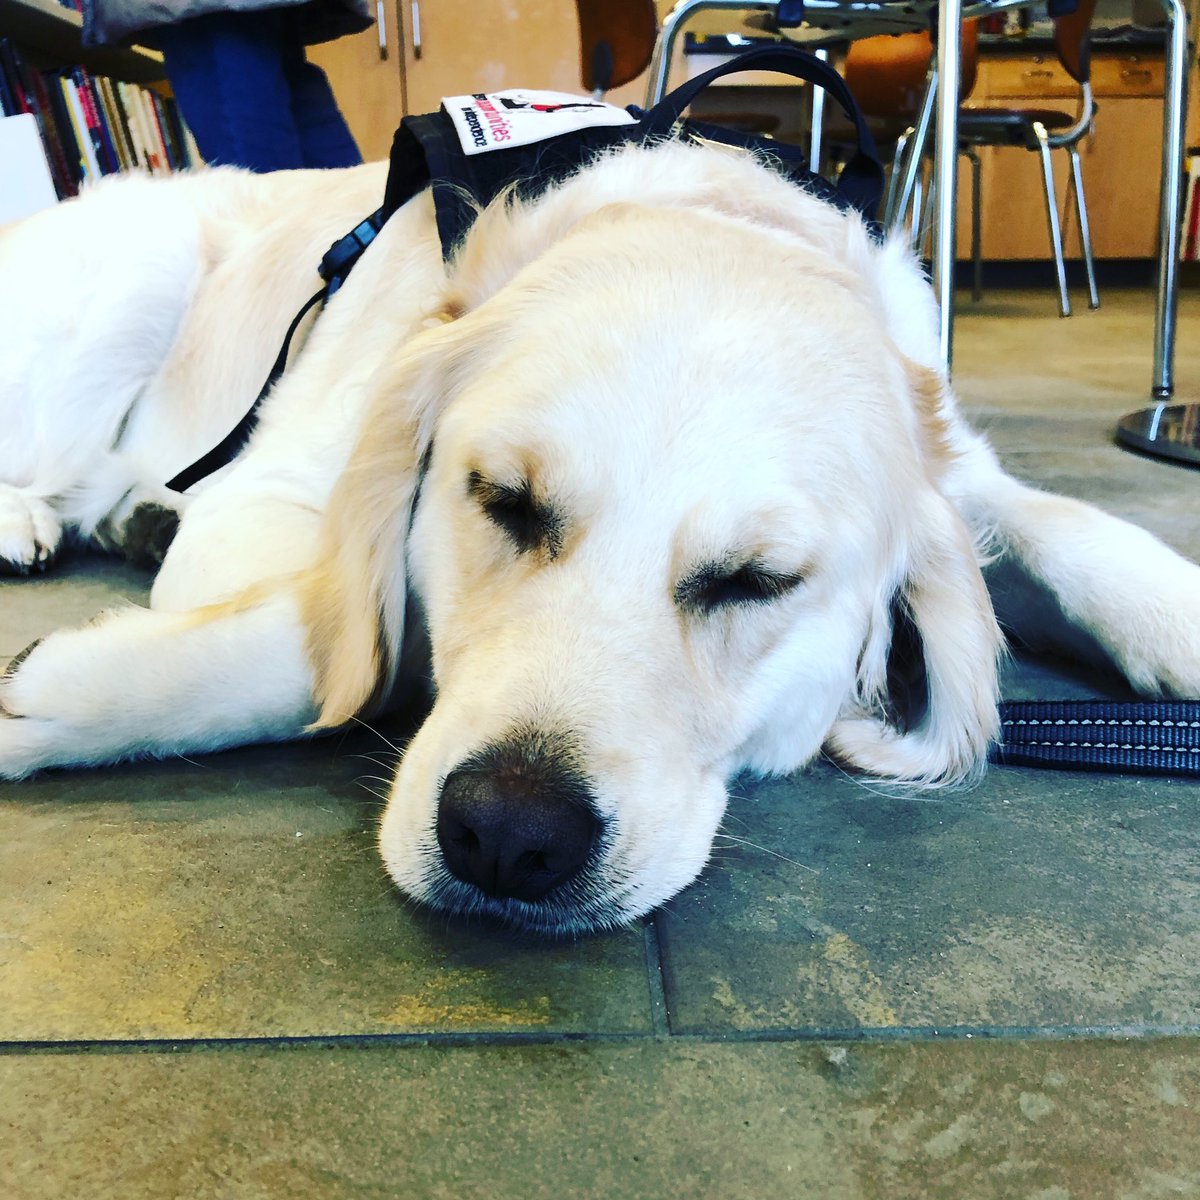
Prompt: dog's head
<box><xmin>304</xmin><ymin>148</ymin><xmax>1002</xmax><ymax>935</ymax></box>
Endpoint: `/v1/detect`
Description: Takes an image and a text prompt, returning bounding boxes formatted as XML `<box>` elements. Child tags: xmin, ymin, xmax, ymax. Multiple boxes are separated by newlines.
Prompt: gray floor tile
<box><xmin>4</xmin><ymin>1037</ymin><xmax>1199</xmax><ymax>1200</ymax></box>
<box><xmin>656</xmin><ymin>740</ymin><xmax>1200</xmax><ymax>1033</ymax></box>
<box><xmin>0</xmin><ymin>737</ymin><xmax>652</xmax><ymax>1040</ymax></box>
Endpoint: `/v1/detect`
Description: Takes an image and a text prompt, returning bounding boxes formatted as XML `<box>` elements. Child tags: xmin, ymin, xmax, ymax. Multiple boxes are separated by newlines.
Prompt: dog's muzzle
<box><xmin>435</xmin><ymin>735</ymin><xmax>604</xmax><ymax>904</ymax></box>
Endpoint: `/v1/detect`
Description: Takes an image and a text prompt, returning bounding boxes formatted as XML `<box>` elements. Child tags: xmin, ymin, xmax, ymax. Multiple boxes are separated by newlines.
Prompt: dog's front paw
<box><xmin>0</xmin><ymin>486</ymin><xmax>62</xmax><ymax>575</ymax></box>
<box><xmin>1105</xmin><ymin>556</ymin><xmax>1200</xmax><ymax>699</ymax></box>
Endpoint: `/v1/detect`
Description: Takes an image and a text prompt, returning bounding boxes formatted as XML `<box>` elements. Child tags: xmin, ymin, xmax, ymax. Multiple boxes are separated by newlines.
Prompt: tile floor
<box><xmin>2</xmin><ymin>288</ymin><xmax>1199</xmax><ymax>1199</ymax></box>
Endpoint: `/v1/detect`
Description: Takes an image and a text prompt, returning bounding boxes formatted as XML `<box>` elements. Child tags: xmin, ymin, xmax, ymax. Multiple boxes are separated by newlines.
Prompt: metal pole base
<box><xmin>1116</xmin><ymin>403</ymin><xmax>1200</xmax><ymax>467</ymax></box>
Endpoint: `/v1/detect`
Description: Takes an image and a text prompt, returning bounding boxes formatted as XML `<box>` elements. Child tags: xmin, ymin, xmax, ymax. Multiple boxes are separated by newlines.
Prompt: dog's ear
<box><xmin>301</xmin><ymin>307</ymin><xmax>478</xmax><ymax>729</ymax></box>
<box><xmin>828</xmin><ymin>492</ymin><xmax>1002</xmax><ymax>784</ymax></box>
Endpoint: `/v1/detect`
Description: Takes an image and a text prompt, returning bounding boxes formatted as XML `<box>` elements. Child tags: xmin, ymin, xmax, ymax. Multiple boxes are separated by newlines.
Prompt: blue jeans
<box><xmin>157</xmin><ymin>10</ymin><xmax>362</xmax><ymax>171</ymax></box>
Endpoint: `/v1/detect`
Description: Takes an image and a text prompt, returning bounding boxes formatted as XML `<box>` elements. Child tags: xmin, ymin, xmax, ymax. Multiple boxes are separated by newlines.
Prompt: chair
<box><xmin>842</xmin><ymin>24</ymin><xmax>979</xmax><ymax>250</ymax></box>
<box><xmin>575</xmin><ymin>0</ymin><xmax>658</xmax><ymax>98</ymax></box>
<box><xmin>955</xmin><ymin>0</ymin><xmax>1101</xmax><ymax>315</ymax></box>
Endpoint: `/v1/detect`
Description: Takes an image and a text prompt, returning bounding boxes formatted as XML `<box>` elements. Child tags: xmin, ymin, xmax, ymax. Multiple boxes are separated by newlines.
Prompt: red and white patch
<box><xmin>443</xmin><ymin>90</ymin><xmax>636</xmax><ymax>157</ymax></box>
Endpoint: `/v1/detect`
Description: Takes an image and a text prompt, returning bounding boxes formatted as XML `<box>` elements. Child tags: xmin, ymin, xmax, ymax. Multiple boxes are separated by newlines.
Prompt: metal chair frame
<box><xmin>645</xmin><ymin>0</ymin><xmax>1191</xmax><ymax>414</ymax></box>
<box><xmin>889</xmin><ymin>74</ymin><xmax>1099</xmax><ymax>317</ymax></box>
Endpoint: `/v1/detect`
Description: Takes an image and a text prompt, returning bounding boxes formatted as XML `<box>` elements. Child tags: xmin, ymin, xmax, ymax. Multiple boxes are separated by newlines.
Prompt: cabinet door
<box><xmin>399</xmin><ymin>0</ymin><xmax>584</xmax><ymax>116</ymax></box>
<box><xmin>956</xmin><ymin>140</ymin><xmax>1071</xmax><ymax>262</ymax></box>
<box><xmin>309</xmin><ymin>3</ymin><xmax>405</xmax><ymax>162</ymax></box>
<box><xmin>1076</xmin><ymin>97</ymin><xmax>1161</xmax><ymax>259</ymax></box>
<box><xmin>957</xmin><ymin>50</ymin><xmax>1165</xmax><ymax>262</ymax></box>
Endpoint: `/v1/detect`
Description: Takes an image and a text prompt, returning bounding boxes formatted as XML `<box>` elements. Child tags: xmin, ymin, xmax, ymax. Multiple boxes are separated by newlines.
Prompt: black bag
<box><xmin>379</xmin><ymin>43</ymin><xmax>885</xmax><ymax>263</ymax></box>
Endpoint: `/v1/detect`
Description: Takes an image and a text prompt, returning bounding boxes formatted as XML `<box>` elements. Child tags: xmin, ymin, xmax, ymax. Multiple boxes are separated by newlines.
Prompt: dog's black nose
<box><xmin>436</xmin><ymin>741</ymin><xmax>602</xmax><ymax>902</ymax></box>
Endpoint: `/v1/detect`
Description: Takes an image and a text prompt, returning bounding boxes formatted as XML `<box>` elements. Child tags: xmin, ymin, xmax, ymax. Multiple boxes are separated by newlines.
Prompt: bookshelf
<box><xmin>0</xmin><ymin>0</ymin><xmax>164</xmax><ymax>84</ymax></box>
<box><xmin>1</xmin><ymin>0</ymin><xmax>195</xmax><ymax>216</ymax></box>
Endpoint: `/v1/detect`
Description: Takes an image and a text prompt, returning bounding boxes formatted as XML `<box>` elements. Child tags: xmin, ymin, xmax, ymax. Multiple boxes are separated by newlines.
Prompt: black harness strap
<box><xmin>166</xmin><ymin>210</ymin><xmax>386</xmax><ymax>494</ymax></box>
<box><xmin>165</xmin><ymin>289</ymin><xmax>325</xmax><ymax>493</ymax></box>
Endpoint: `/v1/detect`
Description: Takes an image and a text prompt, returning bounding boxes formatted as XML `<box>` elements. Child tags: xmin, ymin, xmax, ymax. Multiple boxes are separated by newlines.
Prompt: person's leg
<box><xmin>277</xmin><ymin>15</ymin><xmax>363</xmax><ymax>168</ymax></box>
<box><xmin>156</xmin><ymin>10</ymin><xmax>306</xmax><ymax>171</ymax></box>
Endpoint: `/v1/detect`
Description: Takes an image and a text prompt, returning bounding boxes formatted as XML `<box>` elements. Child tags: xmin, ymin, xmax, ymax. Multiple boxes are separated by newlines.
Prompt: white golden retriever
<box><xmin>2</xmin><ymin>142</ymin><xmax>1199</xmax><ymax>934</ymax></box>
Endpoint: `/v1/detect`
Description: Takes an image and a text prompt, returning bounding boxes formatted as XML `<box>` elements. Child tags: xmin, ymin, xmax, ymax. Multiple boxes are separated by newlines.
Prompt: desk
<box><xmin>647</xmin><ymin>0</ymin><xmax>1196</xmax><ymax>464</ymax></box>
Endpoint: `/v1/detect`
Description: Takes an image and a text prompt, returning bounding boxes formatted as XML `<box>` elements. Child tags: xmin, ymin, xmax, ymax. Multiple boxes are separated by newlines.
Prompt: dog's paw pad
<box><xmin>121</xmin><ymin>502</ymin><xmax>180</xmax><ymax>567</ymax></box>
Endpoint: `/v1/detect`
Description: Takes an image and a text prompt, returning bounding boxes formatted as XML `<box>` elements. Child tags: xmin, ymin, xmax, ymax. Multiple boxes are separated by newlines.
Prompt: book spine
<box><xmin>115</xmin><ymin>80</ymin><xmax>143</xmax><ymax>170</ymax></box>
<box><xmin>145</xmin><ymin>90</ymin><xmax>169</xmax><ymax>172</ymax></box>
<box><xmin>0</xmin><ymin>37</ymin><xmax>26</xmax><ymax>116</ymax></box>
<box><xmin>11</xmin><ymin>45</ymin><xmax>74</xmax><ymax>199</ymax></box>
<box><xmin>71</xmin><ymin>67</ymin><xmax>114</xmax><ymax>175</ymax></box>
<box><xmin>162</xmin><ymin>96</ymin><xmax>193</xmax><ymax>170</ymax></box>
<box><xmin>60</xmin><ymin>73</ymin><xmax>100</xmax><ymax>181</ymax></box>
<box><xmin>1183</xmin><ymin>156</ymin><xmax>1200</xmax><ymax>263</ymax></box>
<box><xmin>83</xmin><ymin>72</ymin><xmax>120</xmax><ymax>173</ymax></box>
<box><xmin>41</xmin><ymin>68</ymin><xmax>82</xmax><ymax>192</ymax></box>
<box><xmin>136</xmin><ymin>88</ymin><xmax>163</xmax><ymax>172</ymax></box>
<box><xmin>150</xmin><ymin>91</ymin><xmax>180</xmax><ymax>170</ymax></box>
<box><xmin>97</xmin><ymin>76</ymin><xmax>131</xmax><ymax>170</ymax></box>
<box><xmin>125</xmin><ymin>82</ymin><xmax>155</xmax><ymax>172</ymax></box>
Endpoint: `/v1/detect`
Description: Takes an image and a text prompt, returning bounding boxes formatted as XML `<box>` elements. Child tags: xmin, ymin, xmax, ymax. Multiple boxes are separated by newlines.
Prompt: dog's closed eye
<box><xmin>675</xmin><ymin>561</ymin><xmax>805</xmax><ymax>613</ymax></box>
<box><xmin>467</xmin><ymin>471</ymin><xmax>563</xmax><ymax>559</ymax></box>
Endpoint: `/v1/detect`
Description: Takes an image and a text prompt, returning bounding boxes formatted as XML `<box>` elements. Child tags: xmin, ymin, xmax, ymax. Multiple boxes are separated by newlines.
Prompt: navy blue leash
<box><xmin>994</xmin><ymin>699</ymin><xmax>1200</xmax><ymax>777</ymax></box>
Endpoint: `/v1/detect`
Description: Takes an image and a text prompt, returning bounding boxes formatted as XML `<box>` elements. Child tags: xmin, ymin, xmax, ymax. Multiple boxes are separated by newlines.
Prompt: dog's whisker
<box><xmin>355</xmin><ymin>782</ymin><xmax>392</xmax><ymax>803</ymax></box>
<box><xmin>712</xmin><ymin>832</ymin><xmax>818</xmax><ymax>873</ymax></box>
<box><xmin>355</xmin><ymin>773</ymin><xmax>394</xmax><ymax>789</ymax></box>
<box><xmin>345</xmin><ymin>714</ymin><xmax>408</xmax><ymax>758</ymax></box>
<box><xmin>349</xmin><ymin>752</ymin><xmax>400</xmax><ymax>770</ymax></box>
<box><xmin>819</xmin><ymin>750</ymin><xmax>912</xmax><ymax>802</ymax></box>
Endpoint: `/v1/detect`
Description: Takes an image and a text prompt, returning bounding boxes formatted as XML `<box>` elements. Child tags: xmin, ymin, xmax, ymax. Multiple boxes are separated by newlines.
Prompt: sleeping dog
<box><xmin>2</xmin><ymin>141</ymin><xmax>1198</xmax><ymax>933</ymax></box>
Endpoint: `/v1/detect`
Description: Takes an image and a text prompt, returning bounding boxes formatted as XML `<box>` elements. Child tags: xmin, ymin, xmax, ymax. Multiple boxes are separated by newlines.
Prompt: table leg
<box><xmin>931</xmin><ymin>0</ymin><xmax>963</xmax><ymax>371</ymax></box>
<box><xmin>1115</xmin><ymin>0</ymin><xmax>1198</xmax><ymax>465</ymax></box>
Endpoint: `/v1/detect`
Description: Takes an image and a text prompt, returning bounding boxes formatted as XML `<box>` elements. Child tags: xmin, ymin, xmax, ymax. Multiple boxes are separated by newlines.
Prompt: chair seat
<box><xmin>958</xmin><ymin>107</ymin><xmax>1077</xmax><ymax>148</ymax></box>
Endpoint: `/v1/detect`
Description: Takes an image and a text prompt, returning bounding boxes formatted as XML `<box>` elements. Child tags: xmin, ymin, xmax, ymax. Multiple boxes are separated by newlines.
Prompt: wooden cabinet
<box><xmin>957</xmin><ymin>49</ymin><xmax>1167</xmax><ymax>261</ymax></box>
<box><xmin>310</xmin><ymin>1</ymin><xmax>617</xmax><ymax>163</ymax></box>
<box><xmin>396</xmin><ymin>0</ymin><xmax>581</xmax><ymax>117</ymax></box>
<box><xmin>308</xmin><ymin>2</ymin><xmax>403</xmax><ymax>162</ymax></box>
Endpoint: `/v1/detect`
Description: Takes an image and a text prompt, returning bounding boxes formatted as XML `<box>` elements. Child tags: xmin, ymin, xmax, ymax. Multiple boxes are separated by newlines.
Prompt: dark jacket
<box><xmin>83</xmin><ymin>0</ymin><xmax>373</xmax><ymax>48</ymax></box>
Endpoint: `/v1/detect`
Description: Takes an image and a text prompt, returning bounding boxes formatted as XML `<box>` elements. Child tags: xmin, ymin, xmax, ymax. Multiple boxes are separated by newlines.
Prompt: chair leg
<box><xmin>1034</xmin><ymin>121</ymin><xmax>1071</xmax><ymax>318</ymax></box>
<box><xmin>885</xmin><ymin>128</ymin><xmax>913</xmax><ymax>229</ymax></box>
<box><xmin>892</xmin><ymin>72</ymin><xmax>937</xmax><ymax>238</ymax></box>
<box><xmin>919</xmin><ymin>162</ymin><xmax>936</xmax><ymax>256</ymax></box>
<box><xmin>910</xmin><ymin>172</ymin><xmax>923</xmax><ymax>250</ymax></box>
<box><xmin>964</xmin><ymin>146</ymin><xmax>982</xmax><ymax>301</ymax></box>
<box><xmin>1069</xmin><ymin>146</ymin><xmax>1100</xmax><ymax>310</ymax></box>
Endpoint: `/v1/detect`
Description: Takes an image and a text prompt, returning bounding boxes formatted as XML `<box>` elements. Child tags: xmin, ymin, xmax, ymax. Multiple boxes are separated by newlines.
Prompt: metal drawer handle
<box><xmin>1121</xmin><ymin>67</ymin><xmax>1152</xmax><ymax>80</ymax></box>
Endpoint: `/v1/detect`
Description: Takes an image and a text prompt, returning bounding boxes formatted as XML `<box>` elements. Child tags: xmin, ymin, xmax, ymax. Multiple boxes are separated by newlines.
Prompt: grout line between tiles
<box><xmin>4</xmin><ymin>1022</ymin><xmax>1200</xmax><ymax>1057</ymax></box>
<box><xmin>642</xmin><ymin>917</ymin><xmax>671</xmax><ymax>1037</ymax></box>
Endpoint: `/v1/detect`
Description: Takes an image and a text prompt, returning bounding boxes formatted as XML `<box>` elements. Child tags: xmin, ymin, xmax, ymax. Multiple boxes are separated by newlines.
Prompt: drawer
<box><xmin>978</xmin><ymin>56</ymin><xmax>1078</xmax><ymax>99</ymax></box>
<box><xmin>976</xmin><ymin>52</ymin><xmax>1165</xmax><ymax>100</ymax></box>
<box><xmin>1090</xmin><ymin>55</ymin><xmax>1164</xmax><ymax>97</ymax></box>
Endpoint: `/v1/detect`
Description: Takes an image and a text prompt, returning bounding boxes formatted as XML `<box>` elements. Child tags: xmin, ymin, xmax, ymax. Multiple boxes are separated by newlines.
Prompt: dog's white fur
<box><xmin>2</xmin><ymin>143</ymin><xmax>1199</xmax><ymax>933</ymax></box>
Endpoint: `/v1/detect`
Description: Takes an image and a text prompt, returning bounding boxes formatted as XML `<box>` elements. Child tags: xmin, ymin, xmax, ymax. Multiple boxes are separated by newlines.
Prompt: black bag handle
<box><xmin>641</xmin><ymin>44</ymin><xmax>884</xmax><ymax>219</ymax></box>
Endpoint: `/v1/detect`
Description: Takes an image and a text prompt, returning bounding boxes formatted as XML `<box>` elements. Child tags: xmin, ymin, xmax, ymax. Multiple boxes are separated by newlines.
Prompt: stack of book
<box><xmin>1183</xmin><ymin>151</ymin><xmax>1200</xmax><ymax>264</ymax></box>
<box><xmin>0</xmin><ymin>36</ymin><xmax>198</xmax><ymax>200</ymax></box>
